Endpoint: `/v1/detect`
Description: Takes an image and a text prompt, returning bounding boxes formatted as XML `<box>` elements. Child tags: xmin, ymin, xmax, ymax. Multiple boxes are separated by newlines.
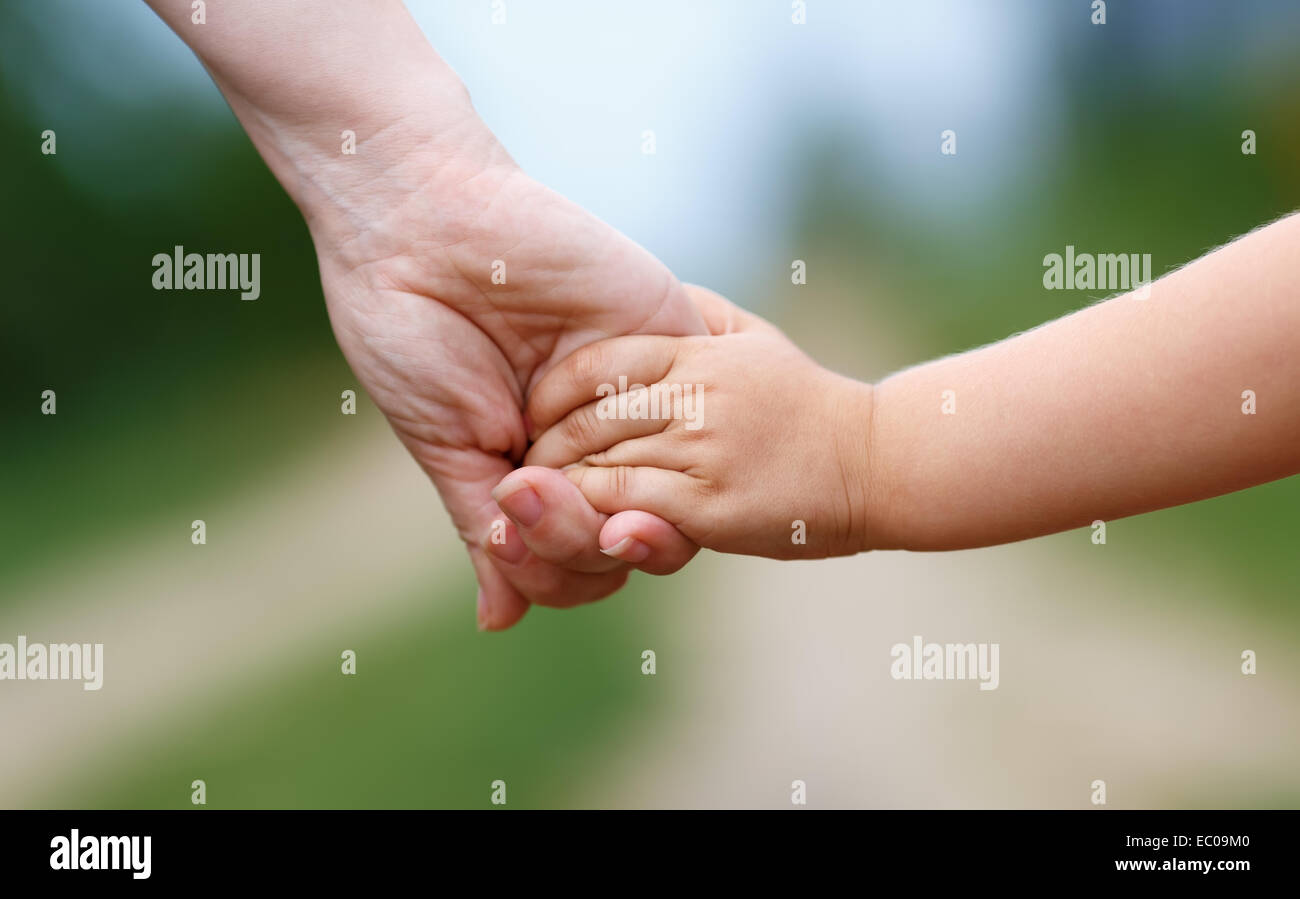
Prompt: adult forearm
<box><xmin>143</xmin><ymin>0</ymin><xmax>508</xmax><ymax>245</ymax></box>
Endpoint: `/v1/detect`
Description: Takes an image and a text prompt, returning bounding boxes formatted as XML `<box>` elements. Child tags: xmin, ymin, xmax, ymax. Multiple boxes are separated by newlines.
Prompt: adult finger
<box><xmin>489</xmin><ymin>465</ymin><xmax>699</xmax><ymax>581</ymax></box>
<box><xmin>489</xmin><ymin>466</ymin><xmax>625</xmax><ymax>573</ymax></box>
<box><xmin>418</xmin><ymin>443</ymin><xmax>534</xmax><ymax>631</ymax></box>
<box><xmin>479</xmin><ymin>518</ymin><xmax>633</xmax><ymax>608</ymax></box>
<box><xmin>467</xmin><ymin>543</ymin><xmax>532</xmax><ymax>630</ymax></box>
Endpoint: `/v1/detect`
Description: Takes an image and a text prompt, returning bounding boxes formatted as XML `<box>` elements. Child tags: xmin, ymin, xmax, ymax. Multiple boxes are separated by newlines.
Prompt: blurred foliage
<box><xmin>0</xmin><ymin>13</ymin><xmax>347</xmax><ymax>592</ymax></box>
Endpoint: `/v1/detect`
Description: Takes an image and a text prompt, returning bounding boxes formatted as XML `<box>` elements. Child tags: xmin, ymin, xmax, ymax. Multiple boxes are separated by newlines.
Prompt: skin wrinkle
<box><xmin>552</xmin><ymin>361</ymin><xmax>680</xmax><ymax>453</ymax></box>
<box><xmin>303</xmin><ymin>118</ymin><xmax>407</xmax><ymax>209</ymax></box>
<box><xmin>630</xmin><ymin>273</ymin><xmax>687</xmax><ymax>338</ymax></box>
<box><xmin>337</xmin><ymin>290</ymin><xmax>524</xmax><ymax>456</ymax></box>
<box><xmin>426</xmin><ymin>175</ymin><xmax>576</xmax><ymax>380</ymax></box>
<box><xmin>330</xmin><ymin>158</ymin><xmax>515</xmax><ymax>286</ymax></box>
<box><xmin>524</xmin><ymin>336</ymin><xmax>684</xmax><ymax>450</ymax></box>
<box><xmin>310</xmin><ymin>120</ymin><xmax>463</xmax><ymax>253</ymax></box>
<box><xmin>142</xmin><ymin>0</ymin><xmax>707</xmax><ymax>623</ymax></box>
<box><xmin>354</xmin><ymin>166</ymin><xmax>688</xmax><ymax>404</ymax></box>
<box><xmin>453</xmin><ymin>256</ymin><xmax>558</xmax><ymax>383</ymax></box>
<box><xmin>508</xmin><ymin>260</ymin><xmax>599</xmax><ymax>381</ymax></box>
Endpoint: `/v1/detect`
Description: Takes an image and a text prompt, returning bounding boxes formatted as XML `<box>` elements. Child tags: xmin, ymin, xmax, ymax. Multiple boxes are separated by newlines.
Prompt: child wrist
<box><xmin>827</xmin><ymin>376</ymin><xmax>882</xmax><ymax>555</ymax></box>
<box><xmin>858</xmin><ymin>377</ymin><xmax>900</xmax><ymax>553</ymax></box>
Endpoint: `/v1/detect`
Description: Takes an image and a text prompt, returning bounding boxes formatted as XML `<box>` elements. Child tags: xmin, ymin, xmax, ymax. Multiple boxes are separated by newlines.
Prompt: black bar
<box><xmin>0</xmin><ymin>810</ymin><xmax>1286</xmax><ymax>885</ymax></box>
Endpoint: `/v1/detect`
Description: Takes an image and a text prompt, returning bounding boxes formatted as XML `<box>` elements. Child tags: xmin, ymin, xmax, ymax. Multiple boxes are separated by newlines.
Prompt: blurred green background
<box><xmin>2</xmin><ymin>0</ymin><xmax>1298</xmax><ymax>808</ymax></box>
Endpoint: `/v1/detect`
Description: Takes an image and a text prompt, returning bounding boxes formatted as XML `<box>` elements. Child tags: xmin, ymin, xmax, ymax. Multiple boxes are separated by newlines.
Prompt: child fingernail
<box><xmin>492</xmin><ymin>481</ymin><xmax>543</xmax><ymax>528</ymax></box>
<box><xmin>601</xmin><ymin>536</ymin><xmax>651</xmax><ymax>564</ymax></box>
<box><xmin>476</xmin><ymin>588</ymin><xmax>490</xmax><ymax>631</ymax></box>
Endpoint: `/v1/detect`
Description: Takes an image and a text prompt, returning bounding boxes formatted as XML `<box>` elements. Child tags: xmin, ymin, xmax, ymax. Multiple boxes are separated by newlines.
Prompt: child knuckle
<box><xmin>612</xmin><ymin>465</ymin><xmax>633</xmax><ymax>498</ymax></box>
<box><xmin>569</xmin><ymin>342</ymin><xmax>608</xmax><ymax>392</ymax></box>
<box><xmin>564</xmin><ymin>405</ymin><xmax>601</xmax><ymax>447</ymax></box>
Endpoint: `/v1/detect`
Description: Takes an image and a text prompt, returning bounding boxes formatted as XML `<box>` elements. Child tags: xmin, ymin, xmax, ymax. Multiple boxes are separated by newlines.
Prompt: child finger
<box><xmin>563</xmin><ymin>464</ymin><xmax>697</xmax><ymax>524</ymax></box>
<box><xmin>526</xmin><ymin>335</ymin><xmax>680</xmax><ymax>437</ymax></box>
<box><xmin>682</xmin><ymin>283</ymin><xmax>782</xmax><ymax>336</ymax></box>
<box><xmin>599</xmin><ymin>510</ymin><xmax>700</xmax><ymax>575</ymax></box>
<box><xmin>579</xmin><ymin>434</ymin><xmax>676</xmax><ymax>470</ymax></box>
<box><xmin>525</xmin><ymin>392</ymin><xmax>670</xmax><ymax>468</ymax></box>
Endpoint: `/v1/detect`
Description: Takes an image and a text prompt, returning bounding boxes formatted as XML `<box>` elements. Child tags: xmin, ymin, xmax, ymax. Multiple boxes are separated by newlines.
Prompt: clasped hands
<box><xmin>147</xmin><ymin>0</ymin><xmax>1300</xmax><ymax>636</ymax></box>
<box><xmin>312</xmin><ymin>120</ymin><xmax>868</xmax><ymax>632</ymax></box>
<box><xmin>142</xmin><ymin>0</ymin><xmax>871</xmax><ymax>632</ymax></box>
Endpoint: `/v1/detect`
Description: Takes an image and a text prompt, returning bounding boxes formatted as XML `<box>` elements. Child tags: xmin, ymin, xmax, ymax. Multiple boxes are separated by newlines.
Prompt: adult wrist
<box><xmin>208</xmin><ymin>62</ymin><xmax>511</xmax><ymax>265</ymax></box>
<box><xmin>148</xmin><ymin>0</ymin><xmax>508</xmax><ymax>255</ymax></box>
<box><xmin>265</xmin><ymin>103</ymin><xmax>515</xmax><ymax>266</ymax></box>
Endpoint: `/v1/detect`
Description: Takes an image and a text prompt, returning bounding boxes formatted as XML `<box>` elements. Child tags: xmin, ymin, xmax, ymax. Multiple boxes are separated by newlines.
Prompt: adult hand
<box><xmin>315</xmin><ymin>153</ymin><xmax>706</xmax><ymax>630</ymax></box>
<box><xmin>145</xmin><ymin>0</ymin><xmax>702</xmax><ymax>630</ymax></box>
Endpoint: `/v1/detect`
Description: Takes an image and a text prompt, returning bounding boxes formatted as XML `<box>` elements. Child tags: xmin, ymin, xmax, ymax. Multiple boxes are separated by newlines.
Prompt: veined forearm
<box><xmin>866</xmin><ymin>212</ymin><xmax>1300</xmax><ymax>551</ymax></box>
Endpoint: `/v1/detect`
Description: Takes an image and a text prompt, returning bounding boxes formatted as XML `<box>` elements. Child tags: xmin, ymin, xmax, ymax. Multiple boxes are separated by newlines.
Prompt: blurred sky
<box><xmin>0</xmin><ymin>1</ymin><xmax>1110</xmax><ymax>286</ymax></box>
<box><xmin>7</xmin><ymin>0</ymin><xmax>1299</xmax><ymax>293</ymax></box>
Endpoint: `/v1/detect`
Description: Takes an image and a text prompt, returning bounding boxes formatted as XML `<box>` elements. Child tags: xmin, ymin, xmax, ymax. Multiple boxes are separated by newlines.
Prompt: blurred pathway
<box><xmin>0</xmin><ymin>425</ymin><xmax>461</xmax><ymax>806</ymax></box>
<box><xmin>588</xmin><ymin>543</ymin><xmax>1300</xmax><ymax>808</ymax></box>
<box><xmin>4</xmin><ymin>419</ymin><xmax>1297</xmax><ymax>808</ymax></box>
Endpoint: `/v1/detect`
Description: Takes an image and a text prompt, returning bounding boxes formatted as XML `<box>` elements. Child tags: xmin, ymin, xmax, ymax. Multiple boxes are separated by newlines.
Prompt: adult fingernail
<box><xmin>600</xmin><ymin>536</ymin><xmax>651</xmax><ymax>564</ymax></box>
<box><xmin>476</xmin><ymin>588</ymin><xmax>490</xmax><ymax>631</ymax></box>
<box><xmin>492</xmin><ymin>480</ymin><xmax>543</xmax><ymax>528</ymax></box>
<box><xmin>483</xmin><ymin>521</ymin><xmax>528</xmax><ymax>565</ymax></box>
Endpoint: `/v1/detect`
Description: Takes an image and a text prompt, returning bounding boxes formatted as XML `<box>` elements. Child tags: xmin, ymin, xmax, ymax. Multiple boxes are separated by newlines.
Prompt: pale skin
<box><xmin>143</xmin><ymin>0</ymin><xmax>702</xmax><ymax>629</ymax></box>
<box><xmin>517</xmin><ymin>212</ymin><xmax>1300</xmax><ymax>557</ymax></box>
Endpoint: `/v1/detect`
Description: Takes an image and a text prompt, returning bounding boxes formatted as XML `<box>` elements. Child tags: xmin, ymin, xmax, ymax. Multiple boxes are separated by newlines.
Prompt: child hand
<box><xmin>523</xmin><ymin>287</ymin><xmax>878</xmax><ymax>559</ymax></box>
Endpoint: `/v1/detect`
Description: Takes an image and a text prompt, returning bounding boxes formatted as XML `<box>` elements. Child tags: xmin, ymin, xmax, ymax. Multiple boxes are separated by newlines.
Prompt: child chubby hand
<box><xmin>522</xmin><ymin>286</ymin><xmax>878</xmax><ymax>559</ymax></box>
<box><xmin>517</xmin><ymin>211</ymin><xmax>1300</xmax><ymax>568</ymax></box>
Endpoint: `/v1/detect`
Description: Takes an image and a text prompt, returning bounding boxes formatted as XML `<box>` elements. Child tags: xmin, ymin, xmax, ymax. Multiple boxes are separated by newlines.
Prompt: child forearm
<box><xmin>863</xmin><ymin>212</ymin><xmax>1300</xmax><ymax>552</ymax></box>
